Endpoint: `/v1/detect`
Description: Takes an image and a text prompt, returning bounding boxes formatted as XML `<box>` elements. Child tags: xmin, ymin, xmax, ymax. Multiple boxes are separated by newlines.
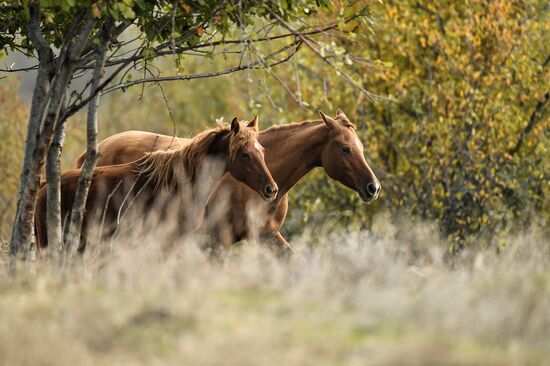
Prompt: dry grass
<box><xmin>0</xmin><ymin>217</ymin><xmax>549</xmax><ymax>366</ymax></box>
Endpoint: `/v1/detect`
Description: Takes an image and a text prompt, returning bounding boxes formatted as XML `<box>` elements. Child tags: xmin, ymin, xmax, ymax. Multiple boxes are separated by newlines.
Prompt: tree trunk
<box><xmin>9</xmin><ymin>4</ymin><xmax>54</xmax><ymax>273</ymax></box>
<box><xmin>9</xmin><ymin>8</ymin><xmax>97</xmax><ymax>273</ymax></box>
<box><xmin>45</xmin><ymin>96</ymin><xmax>68</xmax><ymax>254</ymax></box>
<box><xmin>64</xmin><ymin>24</ymin><xmax>111</xmax><ymax>260</ymax></box>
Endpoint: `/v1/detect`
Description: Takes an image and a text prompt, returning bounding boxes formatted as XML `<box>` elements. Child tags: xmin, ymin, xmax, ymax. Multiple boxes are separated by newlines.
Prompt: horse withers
<box><xmin>35</xmin><ymin>118</ymin><xmax>277</xmax><ymax>252</ymax></box>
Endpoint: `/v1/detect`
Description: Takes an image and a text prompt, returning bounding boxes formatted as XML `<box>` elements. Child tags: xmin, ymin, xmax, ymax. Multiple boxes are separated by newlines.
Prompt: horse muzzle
<box><xmin>261</xmin><ymin>183</ymin><xmax>278</xmax><ymax>202</ymax></box>
<box><xmin>358</xmin><ymin>181</ymin><xmax>381</xmax><ymax>203</ymax></box>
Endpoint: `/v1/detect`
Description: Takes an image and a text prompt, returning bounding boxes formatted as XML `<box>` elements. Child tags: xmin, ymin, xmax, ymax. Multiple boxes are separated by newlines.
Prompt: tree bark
<box><xmin>9</xmin><ymin>4</ymin><xmax>54</xmax><ymax>273</ymax></box>
<box><xmin>64</xmin><ymin>23</ymin><xmax>111</xmax><ymax>260</ymax></box>
<box><xmin>9</xmin><ymin>8</ymin><xmax>97</xmax><ymax>273</ymax></box>
<box><xmin>45</xmin><ymin>96</ymin><xmax>67</xmax><ymax>253</ymax></box>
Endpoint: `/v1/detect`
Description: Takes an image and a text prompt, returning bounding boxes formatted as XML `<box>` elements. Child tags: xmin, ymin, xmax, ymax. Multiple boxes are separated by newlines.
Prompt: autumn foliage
<box><xmin>278</xmin><ymin>0</ymin><xmax>549</xmax><ymax>249</ymax></box>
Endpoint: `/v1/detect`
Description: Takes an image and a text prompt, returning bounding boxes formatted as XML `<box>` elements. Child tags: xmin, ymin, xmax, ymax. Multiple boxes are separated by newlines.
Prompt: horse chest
<box><xmin>234</xmin><ymin>195</ymin><xmax>288</xmax><ymax>238</ymax></box>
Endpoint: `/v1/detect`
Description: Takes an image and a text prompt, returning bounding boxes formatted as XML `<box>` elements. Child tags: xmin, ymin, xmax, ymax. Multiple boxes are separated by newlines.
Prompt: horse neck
<box><xmin>259</xmin><ymin>120</ymin><xmax>328</xmax><ymax>195</ymax></box>
<box><xmin>140</xmin><ymin>130</ymin><xmax>231</xmax><ymax>192</ymax></box>
<box><xmin>205</xmin><ymin>131</ymin><xmax>231</xmax><ymax>158</ymax></box>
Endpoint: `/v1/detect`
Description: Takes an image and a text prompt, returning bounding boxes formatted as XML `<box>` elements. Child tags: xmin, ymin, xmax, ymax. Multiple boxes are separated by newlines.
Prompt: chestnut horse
<box><xmin>36</xmin><ymin>118</ymin><xmax>277</xmax><ymax>250</ymax></box>
<box><xmin>76</xmin><ymin>110</ymin><xmax>380</xmax><ymax>256</ymax></box>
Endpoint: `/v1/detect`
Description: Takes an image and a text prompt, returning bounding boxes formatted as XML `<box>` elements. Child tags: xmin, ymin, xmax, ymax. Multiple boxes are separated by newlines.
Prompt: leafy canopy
<box><xmin>0</xmin><ymin>0</ymin><xmax>332</xmax><ymax>58</ymax></box>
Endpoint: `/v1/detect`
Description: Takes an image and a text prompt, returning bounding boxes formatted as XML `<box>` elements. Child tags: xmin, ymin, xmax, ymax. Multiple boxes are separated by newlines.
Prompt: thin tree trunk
<box><xmin>41</xmin><ymin>14</ymin><xmax>96</xmax><ymax>260</ymax></box>
<box><xmin>9</xmin><ymin>4</ymin><xmax>54</xmax><ymax>273</ymax></box>
<box><xmin>64</xmin><ymin>23</ymin><xmax>111</xmax><ymax>260</ymax></box>
<box><xmin>45</xmin><ymin>96</ymin><xmax>68</xmax><ymax>254</ymax></box>
<box><xmin>9</xmin><ymin>9</ymin><xmax>97</xmax><ymax>273</ymax></box>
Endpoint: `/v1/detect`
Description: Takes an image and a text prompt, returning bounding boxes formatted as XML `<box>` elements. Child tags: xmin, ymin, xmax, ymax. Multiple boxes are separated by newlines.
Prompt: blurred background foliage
<box><xmin>1</xmin><ymin>0</ymin><xmax>548</xmax><ymax>250</ymax></box>
<box><xmin>0</xmin><ymin>79</ymin><xmax>26</xmax><ymax>237</ymax></box>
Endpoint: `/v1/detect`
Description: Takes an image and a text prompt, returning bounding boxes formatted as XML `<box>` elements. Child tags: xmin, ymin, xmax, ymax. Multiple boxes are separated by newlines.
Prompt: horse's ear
<box><xmin>247</xmin><ymin>115</ymin><xmax>259</xmax><ymax>131</ymax></box>
<box><xmin>319</xmin><ymin>110</ymin><xmax>339</xmax><ymax>130</ymax></box>
<box><xmin>231</xmin><ymin>117</ymin><xmax>240</xmax><ymax>134</ymax></box>
<box><xmin>336</xmin><ymin>108</ymin><xmax>349</xmax><ymax>121</ymax></box>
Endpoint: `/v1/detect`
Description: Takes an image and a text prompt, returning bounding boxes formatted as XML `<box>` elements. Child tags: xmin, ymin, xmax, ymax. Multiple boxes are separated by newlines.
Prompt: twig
<box><xmin>509</xmin><ymin>91</ymin><xmax>549</xmax><ymax>155</ymax></box>
<box><xmin>101</xmin><ymin>40</ymin><xmax>301</xmax><ymax>94</ymax></box>
<box><xmin>264</xmin><ymin>6</ymin><xmax>380</xmax><ymax>102</ymax></box>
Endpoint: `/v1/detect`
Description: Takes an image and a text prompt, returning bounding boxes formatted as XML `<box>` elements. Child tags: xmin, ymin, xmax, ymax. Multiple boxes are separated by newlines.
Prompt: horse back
<box><xmin>76</xmin><ymin>131</ymin><xmax>188</xmax><ymax>168</ymax></box>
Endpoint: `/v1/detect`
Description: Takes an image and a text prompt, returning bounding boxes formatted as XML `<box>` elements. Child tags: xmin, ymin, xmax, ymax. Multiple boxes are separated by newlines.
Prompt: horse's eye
<box><xmin>342</xmin><ymin>146</ymin><xmax>351</xmax><ymax>154</ymax></box>
<box><xmin>241</xmin><ymin>152</ymin><xmax>249</xmax><ymax>159</ymax></box>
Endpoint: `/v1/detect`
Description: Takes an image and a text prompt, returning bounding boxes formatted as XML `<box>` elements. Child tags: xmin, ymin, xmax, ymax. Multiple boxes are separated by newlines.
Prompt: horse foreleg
<box><xmin>208</xmin><ymin>224</ymin><xmax>234</xmax><ymax>261</ymax></box>
<box><xmin>271</xmin><ymin>231</ymin><xmax>304</xmax><ymax>261</ymax></box>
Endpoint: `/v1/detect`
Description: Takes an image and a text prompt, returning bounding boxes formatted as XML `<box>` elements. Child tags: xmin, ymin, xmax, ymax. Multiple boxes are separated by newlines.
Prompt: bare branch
<box><xmin>0</xmin><ymin>64</ymin><xmax>39</xmax><ymax>72</ymax></box>
<box><xmin>101</xmin><ymin>40</ymin><xmax>301</xmax><ymax>94</ymax></box>
<box><xmin>76</xmin><ymin>24</ymin><xmax>338</xmax><ymax>70</ymax></box>
<box><xmin>62</xmin><ymin>38</ymin><xmax>300</xmax><ymax>122</ymax></box>
<box><xmin>264</xmin><ymin>6</ymin><xmax>380</xmax><ymax>102</ymax></box>
<box><xmin>509</xmin><ymin>91</ymin><xmax>549</xmax><ymax>156</ymax></box>
<box><xmin>68</xmin><ymin>13</ymin><xmax>97</xmax><ymax>61</ymax></box>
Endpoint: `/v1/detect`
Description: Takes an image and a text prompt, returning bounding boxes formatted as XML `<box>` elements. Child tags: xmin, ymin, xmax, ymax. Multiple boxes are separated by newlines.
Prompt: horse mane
<box><xmin>138</xmin><ymin>121</ymin><xmax>230</xmax><ymax>190</ymax></box>
<box><xmin>137</xmin><ymin>119</ymin><xmax>257</xmax><ymax>191</ymax></box>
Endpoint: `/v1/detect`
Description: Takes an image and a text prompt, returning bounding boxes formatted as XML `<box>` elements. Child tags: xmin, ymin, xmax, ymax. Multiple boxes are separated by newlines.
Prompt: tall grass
<box><xmin>1</xmin><ymin>217</ymin><xmax>548</xmax><ymax>366</ymax></box>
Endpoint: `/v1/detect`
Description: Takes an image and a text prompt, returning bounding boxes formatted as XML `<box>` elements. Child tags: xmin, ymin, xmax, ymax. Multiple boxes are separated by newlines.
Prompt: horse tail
<box><xmin>75</xmin><ymin>151</ymin><xmax>86</xmax><ymax>168</ymax></box>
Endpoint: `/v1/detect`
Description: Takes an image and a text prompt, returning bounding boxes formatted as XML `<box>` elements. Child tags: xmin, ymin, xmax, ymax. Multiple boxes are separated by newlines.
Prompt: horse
<box><xmin>35</xmin><ymin>118</ymin><xmax>278</xmax><ymax>251</ymax></box>
<box><xmin>75</xmin><ymin>109</ymin><xmax>380</xmax><ymax>256</ymax></box>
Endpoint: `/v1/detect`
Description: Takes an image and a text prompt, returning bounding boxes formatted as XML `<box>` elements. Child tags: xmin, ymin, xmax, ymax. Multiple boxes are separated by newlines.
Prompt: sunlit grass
<box><xmin>0</xmin><ymin>218</ymin><xmax>548</xmax><ymax>366</ymax></box>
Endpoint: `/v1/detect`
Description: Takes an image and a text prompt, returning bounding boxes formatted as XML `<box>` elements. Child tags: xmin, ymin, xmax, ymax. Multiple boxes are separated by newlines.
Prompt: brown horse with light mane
<box><xmin>76</xmin><ymin>109</ymin><xmax>380</xmax><ymax>256</ymax></box>
<box><xmin>36</xmin><ymin>118</ymin><xmax>277</xmax><ymax>250</ymax></box>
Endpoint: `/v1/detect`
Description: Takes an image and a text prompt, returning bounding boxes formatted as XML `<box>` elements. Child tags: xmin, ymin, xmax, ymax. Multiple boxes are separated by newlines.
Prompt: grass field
<box><xmin>0</xmin><ymin>219</ymin><xmax>549</xmax><ymax>366</ymax></box>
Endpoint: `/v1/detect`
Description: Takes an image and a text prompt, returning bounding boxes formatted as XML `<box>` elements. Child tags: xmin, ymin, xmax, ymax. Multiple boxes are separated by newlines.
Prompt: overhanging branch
<box><xmin>264</xmin><ymin>6</ymin><xmax>380</xmax><ymax>102</ymax></box>
<box><xmin>75</xmin><ymin>23</ymin><xmax>337</xmax><ymax>70</ymax></box>
<box><xmin>101</xmin><ymin>40</ymin><xmax>301</xmax><ymax>94</ymax></box>
<box><xmin>61</xmin><ymin>39</ymin><xmax>301</xmax><ymax>121</ymax></box>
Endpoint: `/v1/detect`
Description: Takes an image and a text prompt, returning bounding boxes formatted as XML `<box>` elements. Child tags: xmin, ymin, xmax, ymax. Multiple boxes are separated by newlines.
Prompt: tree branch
<box><xmin>509</xmin><ymin>91</ymin><xmax>549</xmax><ymax>156</ymax></box>
<box><xmin>101</xmin><ymin>40</ymin><xmax>301</xmax><ymax>94</ymax></box>
<box><xmin>76</xmin><ymin>23</ymin><xmax>338</xmax><ymax>69</ymax></box>
<box><xmin>264</xmin><ymin>6</ymin><xmax>379</xmax><ymax>101</ymax></box>
<box><xmin>27</xmin><ymin>4</ymin><xmax>54</xmax><ymax>65</ymax></box>
<box><xmin>61</xmin><ymin>38</ymin><xmax>300</xmax><ymax>121</ymax></box>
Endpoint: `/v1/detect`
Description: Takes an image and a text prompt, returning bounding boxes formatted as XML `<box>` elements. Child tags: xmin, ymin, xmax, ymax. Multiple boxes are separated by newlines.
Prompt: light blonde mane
<box><xmin>138</xmin><ymin>120</ymin><xmax>255</xmax><ymax>190</ymax></box>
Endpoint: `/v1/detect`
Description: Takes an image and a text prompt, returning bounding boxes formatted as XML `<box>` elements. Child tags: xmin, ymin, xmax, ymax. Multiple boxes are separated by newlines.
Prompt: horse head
<box><xmin>227</xmin><ymin>116</ymin><xmax>278</xmax><ymax>201</ymax></box>
<box><xmin>319</xmin><ymin>109</ymin><xmax>381</xmax><ymax>203</ymax></box>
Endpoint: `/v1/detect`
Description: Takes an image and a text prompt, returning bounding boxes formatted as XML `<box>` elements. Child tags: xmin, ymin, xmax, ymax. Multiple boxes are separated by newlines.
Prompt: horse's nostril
<box><xmin>366</xmin><ymin>182</ymin><xmax>377</xmax><ymax>196</ymax></box>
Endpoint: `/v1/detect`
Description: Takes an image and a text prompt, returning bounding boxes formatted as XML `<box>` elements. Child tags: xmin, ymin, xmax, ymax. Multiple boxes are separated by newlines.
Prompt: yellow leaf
<box><xmin>92</xmin><ymin>3</ymin><xmax>101</xmax><ymax>18</ymax></box>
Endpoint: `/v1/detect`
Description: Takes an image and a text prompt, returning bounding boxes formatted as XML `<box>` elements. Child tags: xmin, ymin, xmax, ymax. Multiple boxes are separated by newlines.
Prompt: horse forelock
<box><xmin>335</xmin><ymin>114</ymin><xmax>357</xmax><ymax>130</ymax></box>
<box><xmin>342</xmin><ymin>121</ymin><xmax>357</xmax><ymax>130</ymax></box>
<box><xmin>138</xmin><ymin>123</ymin><xmax>231</xmax><ymax>190</ymax></box>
